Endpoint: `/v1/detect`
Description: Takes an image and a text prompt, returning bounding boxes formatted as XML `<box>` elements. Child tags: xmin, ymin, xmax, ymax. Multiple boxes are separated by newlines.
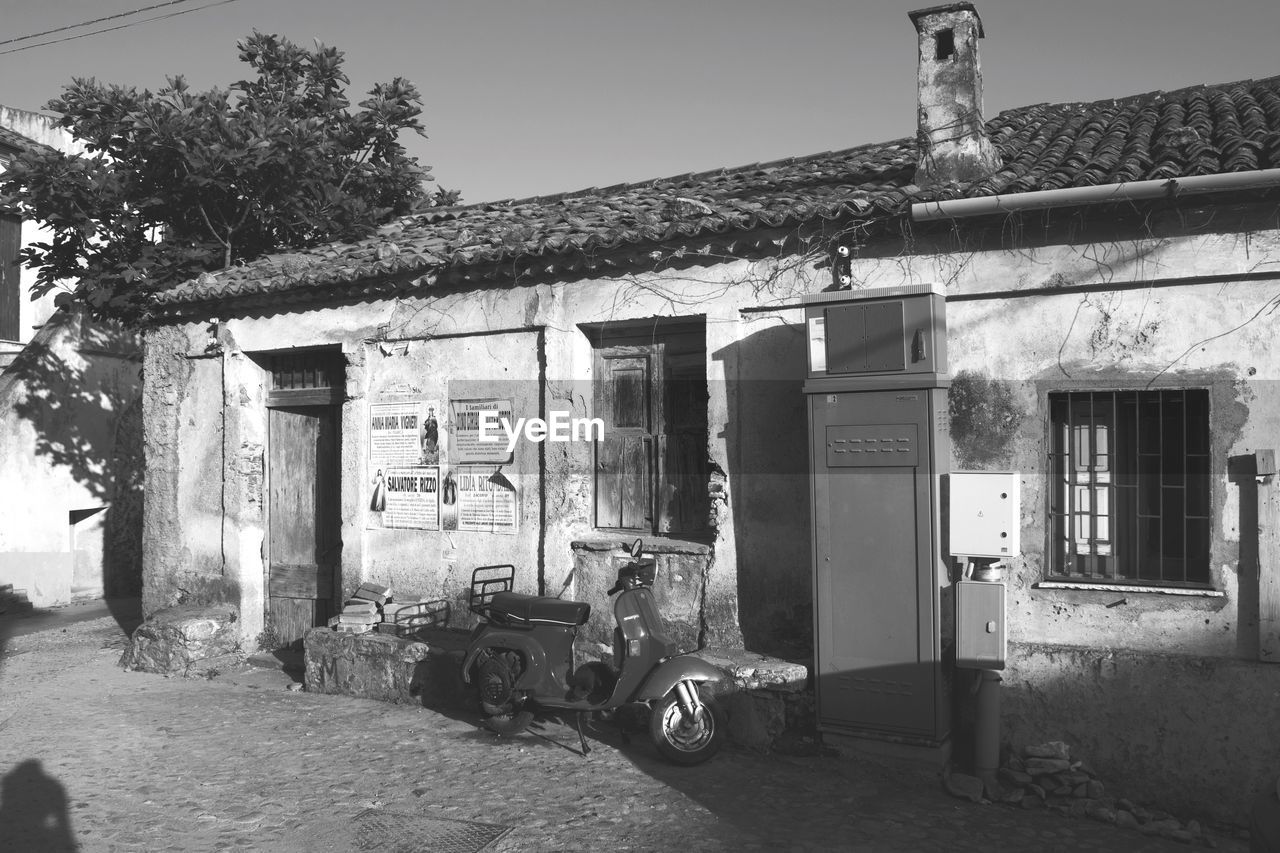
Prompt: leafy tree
<box><xmin>0</xmin><ymin>32</ymin><xmax>456</xmax><ymax>323</ymax></box>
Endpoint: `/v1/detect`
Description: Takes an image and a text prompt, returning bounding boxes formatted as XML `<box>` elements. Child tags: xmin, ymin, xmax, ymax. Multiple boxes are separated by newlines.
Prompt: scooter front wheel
<box><xmin>649</xmin><ymin>687</ymin><xmax>725</xmax><ymax>766</ymax></box>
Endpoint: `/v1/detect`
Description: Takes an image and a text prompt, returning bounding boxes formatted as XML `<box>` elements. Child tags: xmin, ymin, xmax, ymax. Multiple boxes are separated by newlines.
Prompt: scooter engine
<box><xmin>478</xmin><ymin>650</ymin><xmax>523</xmax><ymax>714</ymax></box>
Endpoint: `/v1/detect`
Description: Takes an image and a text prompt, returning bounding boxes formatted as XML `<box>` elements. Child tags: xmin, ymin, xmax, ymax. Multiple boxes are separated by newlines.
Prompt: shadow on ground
<box><xmin>0</xmin><ymin>759</ymin><xmax>76</xmax><ymax>852</ymax></box>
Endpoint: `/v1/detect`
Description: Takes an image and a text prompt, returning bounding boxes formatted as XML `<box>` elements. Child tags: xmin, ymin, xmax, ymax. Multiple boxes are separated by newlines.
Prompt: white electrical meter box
<box><xmin>949</xmin><ymin>471</ymin><xmax>1020</xmax><ymax>558</ymax></box>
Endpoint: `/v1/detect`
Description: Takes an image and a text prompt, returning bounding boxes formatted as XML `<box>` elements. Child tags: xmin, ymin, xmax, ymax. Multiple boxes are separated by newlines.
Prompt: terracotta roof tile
<box><xmin>0</xmin><ymin>124</ymin><xmax>57</xmax><ymax>156</ymax></box>
<box><xmin>152</xmin><ymin>75</ymin><xmax>1280</xmax><ymax>314</ymax></box>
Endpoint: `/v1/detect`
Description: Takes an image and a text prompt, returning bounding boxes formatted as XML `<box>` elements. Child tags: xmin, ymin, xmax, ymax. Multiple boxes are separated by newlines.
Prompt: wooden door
<box><xmin>268</xmin><ymin>405</ymin><xmax>340</xmax><ymax>647</ymax></box>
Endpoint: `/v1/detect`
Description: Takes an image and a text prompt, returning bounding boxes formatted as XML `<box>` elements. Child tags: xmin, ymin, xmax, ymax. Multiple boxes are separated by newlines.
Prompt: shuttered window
<box><xmin>0</xmin><ymin>214</ymin><xmax>20</xmax><ymax>342</ymax></box>
<box><xmin>590</xmin><ymin>320</ymin><xmax>710</xmax><ymax>536</ymax></box>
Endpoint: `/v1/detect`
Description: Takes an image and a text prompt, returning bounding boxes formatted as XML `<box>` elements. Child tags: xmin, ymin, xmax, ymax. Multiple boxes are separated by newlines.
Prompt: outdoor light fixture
<box><xmin>204</xmin><ymin>321</ymin><xmax>221</xmax><ymax>353</ymax></box>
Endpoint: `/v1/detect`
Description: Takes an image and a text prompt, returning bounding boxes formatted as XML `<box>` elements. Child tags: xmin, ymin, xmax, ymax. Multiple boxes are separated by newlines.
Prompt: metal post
<box><xmin>974</xmin><ymin>668</ymin><xmax>1002</xmax><ymax>794</ymax></box>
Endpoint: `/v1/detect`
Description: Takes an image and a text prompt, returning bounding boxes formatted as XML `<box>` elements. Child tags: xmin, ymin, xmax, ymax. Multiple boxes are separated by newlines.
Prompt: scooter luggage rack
<box><xmin>469</xmin><ymin>564</ymin><xmax>514</xmax><ymax>616</ymax></box>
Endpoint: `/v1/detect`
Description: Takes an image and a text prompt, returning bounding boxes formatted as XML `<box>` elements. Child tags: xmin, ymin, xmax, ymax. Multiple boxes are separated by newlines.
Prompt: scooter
<box><xmin>460</xmin><ymin>539</ymin><xmax>726</xmax><ymax>765</ymax></box>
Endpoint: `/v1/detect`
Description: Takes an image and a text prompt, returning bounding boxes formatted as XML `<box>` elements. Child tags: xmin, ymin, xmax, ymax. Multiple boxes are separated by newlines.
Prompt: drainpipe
<box><xmin>911</xmin><ymin>167</ymin><xmax>1280</xmax><ymax>221</ymax></box>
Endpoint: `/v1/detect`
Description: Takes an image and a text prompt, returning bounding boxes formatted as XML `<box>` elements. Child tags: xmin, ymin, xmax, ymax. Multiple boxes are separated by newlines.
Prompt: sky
<box><xmin>1</xmin><ymin>0</ymin><xmax>1278</xmax><ymax>204</ymax></box>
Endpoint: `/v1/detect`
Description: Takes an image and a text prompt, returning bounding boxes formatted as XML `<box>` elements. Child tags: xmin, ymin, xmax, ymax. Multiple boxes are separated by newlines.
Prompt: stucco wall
<box><xmin>1003</xmin><ymin>642</ymin><xmax>1280</xmax><ymax>824</ymax></box>
<box><xmin>142</xmin><ymin>255</ymin><xmax>833</xmax><ymax>649</ymax></box>
<box><xmin>0</xmin><ymin>106</ymin><xmax>88</xmax><ymax>345</ymax></box>
<box><xmin>0</xmin><ymin>309</ymin><xmax>141</xmax><ymax>606</ymax></box>
<box><xmin>838</xmin><ymin>225</ymin><xmax>1280</xmax><ymax>661</ymax></box>
<box><xmin>360</xmin><ymin>331</ymin><xmax>543</xmax><ymax>618</ymax></box>
<box><xmin>832</xmin><ymin>218</ymin><xmax>1280</xmax><ymax>821</ymax></box>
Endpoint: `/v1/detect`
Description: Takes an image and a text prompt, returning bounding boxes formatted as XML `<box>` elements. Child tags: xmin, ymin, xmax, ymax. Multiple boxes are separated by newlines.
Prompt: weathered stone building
<box><xmin>138</xmin><ymin>3</ymin><xmax>1280</xmax><ymax>823</ymax></box>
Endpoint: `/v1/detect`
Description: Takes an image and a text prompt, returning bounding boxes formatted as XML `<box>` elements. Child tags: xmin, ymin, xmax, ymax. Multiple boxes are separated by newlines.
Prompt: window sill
<box><xmin>1034</xmin><ymin>581</ymin><xmax>1223</xmax><ymax>598</ymax></box>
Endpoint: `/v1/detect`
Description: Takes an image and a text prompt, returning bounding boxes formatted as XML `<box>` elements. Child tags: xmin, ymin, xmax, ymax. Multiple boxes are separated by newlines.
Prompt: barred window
<box><xmin>1048</xmin><ymin>390</ymin><xmax>1210</xmax><ymax>586</ymax></box>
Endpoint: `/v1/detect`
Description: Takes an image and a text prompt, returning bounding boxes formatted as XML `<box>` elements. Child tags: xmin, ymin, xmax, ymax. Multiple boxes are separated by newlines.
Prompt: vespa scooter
<box><xmin>460</xmin><ymin>539</ymin><xmax>726</xmax><ymax>765</ymax></box>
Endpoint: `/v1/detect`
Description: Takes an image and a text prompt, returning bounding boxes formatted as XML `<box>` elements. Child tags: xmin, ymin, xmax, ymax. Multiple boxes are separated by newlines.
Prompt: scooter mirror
<box><xmin>629</xmin><ymin>538</ymin><xmax>643</xmax><ymax>559</ymax></box>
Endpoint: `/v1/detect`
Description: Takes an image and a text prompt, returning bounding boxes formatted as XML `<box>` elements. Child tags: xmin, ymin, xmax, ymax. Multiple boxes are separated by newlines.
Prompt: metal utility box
<box><xmin>806</xmin><ymin>284</ymin><xmax>946</xmax><ymax>382</ymax></box>
<box><xmin>804</xmin><ymin>284</ymin><xmax>951</xmax><ymax>745</ymax></box>
<box><xmin>949</xmin><ymin>472</ymin><xmax>1020</xmax><ymax>558</ymax></box>
<box><xmin>955</xmin><ymin>580</ymin><xmax>1006</xmax><ymax>670</ymax></box>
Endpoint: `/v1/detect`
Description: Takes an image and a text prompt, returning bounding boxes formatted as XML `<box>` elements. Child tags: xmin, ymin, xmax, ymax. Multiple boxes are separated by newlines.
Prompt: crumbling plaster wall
<box><xmin>835</xmin><ymin>224</ymin><xmax>1280</xmax><ymax>818</ymax></box>
<box><xmin>358</xmin><ymin>330</ymin><xmax>542</xmax><ymax>619</ymax></box>
<box><xmin>842</xmin><ymin>225</ymin><xmax>1280</xmax><ymax>659</ymax></box>
<box><xmin>142</xmin><ymin>252</ymin><xmax>826</xmax><ymax>650</ymax></box>
<box><xmin>1003</xmin><ymin>644</ymin><xmax>1280</xmax><ymax>825</ymax></box>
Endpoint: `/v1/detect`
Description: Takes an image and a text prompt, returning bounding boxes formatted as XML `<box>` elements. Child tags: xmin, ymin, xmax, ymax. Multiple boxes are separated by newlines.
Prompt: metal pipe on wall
<box><xmin>911</xmin><ymin>168</ymin><xmax>1280</xmax><ymax>222</ymax></box>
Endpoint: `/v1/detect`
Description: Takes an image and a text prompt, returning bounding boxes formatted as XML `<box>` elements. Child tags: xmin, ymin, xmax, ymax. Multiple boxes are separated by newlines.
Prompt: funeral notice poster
<box><xmin>449</xmin><ymin>398</ymin><xmax>514</xmax><ymax>464</ymax></box>
<box><xmin>369</xmin><ymin>400</ymin><xmax>443</xmax><ymax>469</ymax></box>
<box><xmin>455</xmin><ymin>465</ymin><xmax>518</xmax><ymax>535</ymax></box>
<box><xmin>378</xmin><ymin>466</ymin><xmax>440</xmax><ymax>530</ymax></box>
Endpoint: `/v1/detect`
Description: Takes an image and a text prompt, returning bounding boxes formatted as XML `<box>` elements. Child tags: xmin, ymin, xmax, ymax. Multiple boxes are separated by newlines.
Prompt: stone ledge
<box><xmin>697</xmin><ymin>647</ymin><xmax>810</xmax><ymax>693</ymax></box>
<box><xmin>304</xmin><ymin>627</ymin><xmax>434</xmax><ymax>704</ymax></box>
<box><xmin>301</xmin><ymin>627</ymin><xmax>816</xmax><ymax>753</ymax></box>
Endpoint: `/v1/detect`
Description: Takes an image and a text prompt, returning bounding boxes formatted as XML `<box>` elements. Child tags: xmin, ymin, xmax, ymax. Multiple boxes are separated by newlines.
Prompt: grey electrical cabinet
<box><xmin>804</xmin><ymin>284</ymin><xmax>951</xmax><ymax>745</ymax></box>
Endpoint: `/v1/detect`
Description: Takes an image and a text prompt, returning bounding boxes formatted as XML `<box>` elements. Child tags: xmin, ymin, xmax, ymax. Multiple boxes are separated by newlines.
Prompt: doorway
<box><xmin>264</xmin><ymin>351</ymin><xmax>344</xmax><ymax>648</ymax></box>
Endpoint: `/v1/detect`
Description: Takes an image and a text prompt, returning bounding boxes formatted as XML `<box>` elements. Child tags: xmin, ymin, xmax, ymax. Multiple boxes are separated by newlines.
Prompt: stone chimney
<box><xmin>909</xmin><ymin>3</ymin><xmax>1002</xmax><ymax>186</ymax></box>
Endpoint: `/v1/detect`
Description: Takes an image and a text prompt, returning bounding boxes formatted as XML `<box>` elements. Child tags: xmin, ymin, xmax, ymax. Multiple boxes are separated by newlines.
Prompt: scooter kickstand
<box><xmin>575</xmin><ymin>711</ymin><xmax>592</xmax><ymax>757</ymax></box>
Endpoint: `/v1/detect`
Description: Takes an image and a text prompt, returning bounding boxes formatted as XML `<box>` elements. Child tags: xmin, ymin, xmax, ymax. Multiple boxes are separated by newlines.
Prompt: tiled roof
<box><xmin>0</xmin><ymin>124</ymin><xmax>55</xmax><ymax>155</ymax></box>
<box><xmin>153</xmin><ymin>75</ymin><xmax>1280</xmax><ymax>314</ymax></box>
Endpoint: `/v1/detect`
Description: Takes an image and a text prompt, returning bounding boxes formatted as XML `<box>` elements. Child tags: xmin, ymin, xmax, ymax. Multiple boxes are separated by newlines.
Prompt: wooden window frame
<box><xmin>265</xmin><ymin>349</ymin><xmax>345</xmax><ymax>407</ymax></box>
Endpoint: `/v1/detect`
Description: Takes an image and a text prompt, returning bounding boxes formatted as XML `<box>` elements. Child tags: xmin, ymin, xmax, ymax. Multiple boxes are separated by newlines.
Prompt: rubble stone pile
<box><xmin>981</xmin><ymin>740</ymin><xmax>1213</xmax><ymax>846</ymax></box>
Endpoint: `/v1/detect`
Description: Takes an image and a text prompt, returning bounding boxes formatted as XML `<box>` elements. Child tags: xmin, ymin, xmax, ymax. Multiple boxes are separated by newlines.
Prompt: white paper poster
<box><xmin>370</xmin><ymin>401</ymin><xmax>442</xmax><ymax>469</ymax></box>
<box><xmin>454</xmin><ymin>465</ymin><xmax>518</xmax><ymax>535</ymax></box>
<box><xmin>371</xmin><ymin>466</ymin><xmax>440</xmax><ymax>530</ymax></box>
<box><xmin>449</xmin><ymin>398</ymin><xmax>514</xmax><ymax>464</ymax></box>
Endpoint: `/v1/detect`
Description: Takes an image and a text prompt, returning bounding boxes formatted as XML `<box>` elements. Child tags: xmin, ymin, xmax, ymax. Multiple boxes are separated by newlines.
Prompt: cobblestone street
<box><xmin>0</xmin><ymin>607</ymin><xmax>1248</xmax><ymax>852</ymax></box>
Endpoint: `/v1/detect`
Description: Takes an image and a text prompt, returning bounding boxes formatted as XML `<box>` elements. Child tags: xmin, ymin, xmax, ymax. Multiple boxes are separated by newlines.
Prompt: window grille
<box><xmin>266</xmin><ymin>350</ymin><xmax>344</xmax><ymax>407</ymax></box>
<box><xmin>1048</xmin><ymin>389</ymin><xmax>1210</xmax><ymax>586</ymax></box>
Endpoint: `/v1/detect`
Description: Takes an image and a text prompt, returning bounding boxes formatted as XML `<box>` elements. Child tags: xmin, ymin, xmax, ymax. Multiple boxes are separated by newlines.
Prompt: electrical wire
<box><xmin>0</xmin><ymin>0</ymin><xmax>206</xmax><ymax>48</ymax></box>
<box><xmin>0</xmin><ymin>0</ymin><xmax>246</xmax><ymax>57</ymax></box>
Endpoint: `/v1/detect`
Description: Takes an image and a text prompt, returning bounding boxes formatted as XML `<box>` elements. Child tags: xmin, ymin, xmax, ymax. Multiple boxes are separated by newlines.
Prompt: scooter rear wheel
<box><xmin>649</xmin><ymin>687</ymin><xmax>725</xmax><ymax>766</ymax></box>
<box><xmin>483</xmin><ymin>708</ymin><xmax>534</xmax><ymax>737</ymax></box>
<box><xmin>476</xmin><ymin>650</ymin><xmax>534</xmax><ymax>737</ymax></box>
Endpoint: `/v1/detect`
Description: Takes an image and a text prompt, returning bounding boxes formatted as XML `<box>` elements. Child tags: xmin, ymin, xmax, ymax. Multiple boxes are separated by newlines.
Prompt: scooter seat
<box><xmin>489</xmin><ymin>592</ymin><xmax>591</xmax><ymax>626</ymax></box>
